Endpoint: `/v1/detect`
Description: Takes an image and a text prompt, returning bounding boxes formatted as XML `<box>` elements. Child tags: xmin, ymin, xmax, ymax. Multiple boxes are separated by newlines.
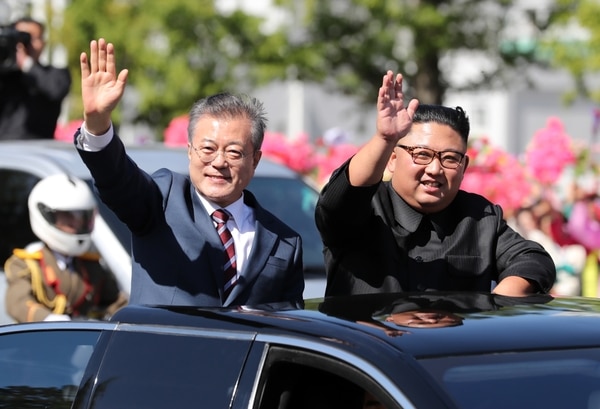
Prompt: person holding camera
<box><xmin>0</xmin><ymin>17</ymin><xmax>71</xmax><ymax>140</ymax></box>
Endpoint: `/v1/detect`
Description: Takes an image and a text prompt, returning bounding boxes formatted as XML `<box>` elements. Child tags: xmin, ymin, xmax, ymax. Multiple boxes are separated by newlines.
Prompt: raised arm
<box><xmin>80</xmin><ymin>38</ymin><xmax>129</xmax><ymax>135</ymax></box>
<box><xmin>348</xmin><ymin>71</ymin><xmax>419</xmax><ymax>186</ymax></box>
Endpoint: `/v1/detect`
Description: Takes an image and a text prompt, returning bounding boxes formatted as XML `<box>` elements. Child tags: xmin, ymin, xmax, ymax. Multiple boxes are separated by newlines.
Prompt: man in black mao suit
<box><xmin>315</xmin><ymin>71</ymin><xmax>555</xmax><ymax>298</ymax></box>
<box><xmin>75</xmin><ymin>38</ymin><xmax>304</xmax><ymax>308</ymax></box>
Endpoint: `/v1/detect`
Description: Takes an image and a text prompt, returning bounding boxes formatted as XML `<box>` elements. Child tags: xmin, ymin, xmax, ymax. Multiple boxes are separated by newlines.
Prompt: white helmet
<box><xmin>28</xmin><ymin>174</ymin><xmax>97</xmax><ymax>256</ymax></box>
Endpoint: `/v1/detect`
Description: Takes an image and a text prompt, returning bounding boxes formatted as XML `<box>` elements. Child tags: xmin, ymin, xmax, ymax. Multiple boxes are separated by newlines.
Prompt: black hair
<box><xmin>11</xmin><ymin>17</ymin><xmax>45</xmax><ymax>34</ymax></box>
<box><xmin>187</xmin><ymin>92</ymin><xmax>267</xmax><ymax>151</ymax></box>
<box><xmin>413</xmin><ymin>104</ymin><xmax>470</xmax><ymax>145</ymax></box>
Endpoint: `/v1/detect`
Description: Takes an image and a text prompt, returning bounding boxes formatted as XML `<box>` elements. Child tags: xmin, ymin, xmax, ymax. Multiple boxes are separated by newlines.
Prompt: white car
<box><xmin>0</xmin><ymin>139</ymin><xmax>326</xmax><ymax>324</ymax></box>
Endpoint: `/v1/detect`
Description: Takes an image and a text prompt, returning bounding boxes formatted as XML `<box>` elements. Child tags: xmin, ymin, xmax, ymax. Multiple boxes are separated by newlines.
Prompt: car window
<box><xmin>419</xmin><ymin>348</ymin><xmax>600</xmax><ymax>409</ymax></box>
<box><xmin>247</xmin><ymin>176</ymin><xmax>323</xmax><ymax>273</ymax></box>
<box><xmin>256</xmin><ymin>346</ymin><xmax>398</xmax><ymax>409</ymax></box>
<box><xmin>0</xmin><ymin>329</ymin><xmax>101</xmax><ymax>408</ymax></box>
<box><xmin>87</xmin><ymin>330</ymin><xmax>252</xmax><ymax>409</ymax></box>
<box><xmin>0</xmin><ymin>169</ymin><xmax>39</xmax><ymax>263</ymax></box>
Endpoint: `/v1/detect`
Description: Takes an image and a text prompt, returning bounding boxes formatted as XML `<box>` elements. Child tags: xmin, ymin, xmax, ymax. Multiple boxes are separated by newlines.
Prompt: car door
<box><xmin>227</xmin><ymin>333</ymin><xmax>430</xmax><ymax>409</ymax></box>
<box><xmin>78</xmin><ymin>325</ymin><xmax>256</xmax><ymax>409</ymax></box>
<box><xmin>0</xmin><ymin>322</ymin><xmax>106</xmax><ymax>409</ymax></box>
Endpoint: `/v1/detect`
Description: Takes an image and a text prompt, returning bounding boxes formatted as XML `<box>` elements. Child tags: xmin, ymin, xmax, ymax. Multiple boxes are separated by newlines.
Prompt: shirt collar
<box><xmin>387</xmin><ymin>183</ymin><xmax>450</xmax><ymax>238</ymax></box>
<box><xmin>198</xmin><ymin>192</ymin><xmax>248</xmax><ymax>228</ymax></box>
<box><xmin>388</xmin><ymin>184</ymin><xmax>424</xmax><ymax>233</ymax></box>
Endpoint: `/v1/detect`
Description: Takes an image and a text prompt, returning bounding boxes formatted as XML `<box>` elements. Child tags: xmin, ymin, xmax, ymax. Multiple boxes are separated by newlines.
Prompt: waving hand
<box><xmin>80</xmin><ymin>38</ymin><xmax>129</xmax><ymax>135</ymax></box>
<box><xmin>376</xmin><ymin>70</ymin><xmax>419</xmax><ymax>143</ymax></box>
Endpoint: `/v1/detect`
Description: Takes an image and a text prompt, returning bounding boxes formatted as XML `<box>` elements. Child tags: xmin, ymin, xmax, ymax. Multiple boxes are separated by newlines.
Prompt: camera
<box><xmin>0</xmin><ymin>25</ymin><xmax>31</xmax><ymax>73</ymax></box>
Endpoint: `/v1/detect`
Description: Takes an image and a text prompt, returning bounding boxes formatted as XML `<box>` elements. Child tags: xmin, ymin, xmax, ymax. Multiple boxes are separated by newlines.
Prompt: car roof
<box><xmin>105</xmin><ymin>292</ymin><xmax>600</xmax><ymax>359</ymax></box>
<box><xmin>0</xmin><ymin>139</ymin><xmax>301</xmax><ymax>179</ymax></box>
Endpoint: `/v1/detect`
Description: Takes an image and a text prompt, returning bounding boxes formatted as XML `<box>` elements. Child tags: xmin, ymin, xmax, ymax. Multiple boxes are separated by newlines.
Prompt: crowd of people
<box><xmin>509</xmin><ymin>170</ymin><xmax>600</xmax><ymax>297</ymax></box>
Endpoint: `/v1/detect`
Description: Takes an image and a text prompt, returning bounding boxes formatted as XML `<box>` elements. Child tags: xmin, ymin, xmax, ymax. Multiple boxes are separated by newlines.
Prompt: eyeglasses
<box><xmin>397</xmin><ymin>145</ymin><xmax>465</xmax><ymax>169</ymax></box>
<box><xmin>191</xmin><ymin>144</ymin><xmax>249</xmax><ymax>165</ymax></box>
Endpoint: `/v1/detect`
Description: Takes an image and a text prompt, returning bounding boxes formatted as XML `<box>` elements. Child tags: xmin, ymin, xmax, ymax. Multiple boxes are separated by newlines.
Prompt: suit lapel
<box><xmin>224</xmin><ymin>205</ymin><xmax>278</xmax><ymax>306</ymax></box>
<box><xmin>226</xmin><ymin>221</ymin><xmax>277</xmax><ymax>305</ymax></box>
<box><xmin>191</xmin><ymin>189</ymin><xmax>228</xmax><ymax>299</ymax></box>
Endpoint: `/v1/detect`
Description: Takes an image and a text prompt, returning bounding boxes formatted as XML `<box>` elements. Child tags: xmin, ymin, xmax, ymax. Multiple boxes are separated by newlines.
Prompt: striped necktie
<box><xmin>211</xmin><ymin>209</ymin><xmax>237</xmax><ymax>299</ymax></box>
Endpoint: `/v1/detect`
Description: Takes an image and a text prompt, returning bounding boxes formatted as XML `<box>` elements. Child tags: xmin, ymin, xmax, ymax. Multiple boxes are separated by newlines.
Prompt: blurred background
<box><xmin>2</xmin><ymin>0</ymin><xmax>598</xmax><ymax>151</ymax></box>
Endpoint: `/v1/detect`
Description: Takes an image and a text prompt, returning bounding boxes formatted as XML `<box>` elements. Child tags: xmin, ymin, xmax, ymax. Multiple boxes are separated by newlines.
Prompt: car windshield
<box><xmin>419</xmin><ymin>348</ymin><xmax>600</xmax><ymax>408</ymax></box>
<box><xmin>92</xmin><ymin>175</ymin><xmax>324</xmax><ymax>273</ymax></box>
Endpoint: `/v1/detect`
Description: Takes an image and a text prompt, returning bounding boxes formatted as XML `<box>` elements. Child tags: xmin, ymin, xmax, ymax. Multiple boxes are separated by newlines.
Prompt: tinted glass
<box><xmin>258</xmin><ymin>361</ymin><xmax>366</xmax><ymax>409</ymax></box>
<box><xmin>256</xmin><ymin>346</ymin><xmax>401</xmax><ymax>409</ymax></box>
<box><xmin>248</xmin><ymin>176</ymin><xmax>322</xmax><ymax>272</ymax></box>
<box><xmin>0</xmin><ymin>169</ymin><xmax>39</xmax><ymax>263</ymax></box>
<box><xmin>0</xmin><ymin>330</ymin><xmax>101</xmax><ymax>408</ymax></box>
<box><xmin>420</xmin><ymin>348</ymin><xmax>600</xmax><ymax>408</ymax></box>
<box><xmin>89</xmin><ymin>331</ymin><xmax>251</xmax><ymax>409</ymax></box>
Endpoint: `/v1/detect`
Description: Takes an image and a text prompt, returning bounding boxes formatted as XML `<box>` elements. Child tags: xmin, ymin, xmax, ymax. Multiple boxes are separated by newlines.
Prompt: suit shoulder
<box><xmin>152</xmin><ymin>168</ymin><xmax>192</xmax><ymax>193</ymax></box>
<box><xmin>4</xmin><ymin>254</ymin><xmax>31</xmax><ymax>281</ymax></box>
<box><xmin>455</xmin><ymin>190</ymin><xmax>503</xmax><ymax>216</ymax></box>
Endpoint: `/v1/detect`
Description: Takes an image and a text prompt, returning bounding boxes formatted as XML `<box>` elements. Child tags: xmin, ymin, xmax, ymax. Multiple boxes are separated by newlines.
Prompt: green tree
<box><xmin>61</xmin><ymin>0</ymin><xmax>275</xmax><ymax>134</ymax></box>
<box><xmin>542</xmin><ymin>0</ymin><xmax>600</xmax><ymax>103</ymax></box>
<box><xmin>269</xmin><ymin>0</ymin><xmax>557</xmax><ymax>105</ymax></box>
<box><xmin>58</xmin><ymin>0</ymin><xmax>577</xmax><ymax>137</ymax></box>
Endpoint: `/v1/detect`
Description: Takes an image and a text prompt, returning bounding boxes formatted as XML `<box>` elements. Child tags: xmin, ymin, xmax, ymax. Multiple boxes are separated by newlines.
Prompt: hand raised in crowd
<box><xmin>376</xmin><ymin>70</ymin><xmax>419</xmax><ymax>143</ymax></box>
<box><xmin>80</xmin><ymin>38</ymin><xmax>129</xmax><ymax>135</ymax></box>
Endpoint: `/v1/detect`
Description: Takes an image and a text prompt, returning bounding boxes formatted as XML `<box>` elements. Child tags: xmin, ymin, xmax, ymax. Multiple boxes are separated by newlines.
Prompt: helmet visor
<box><xmin>38</xmin><ymin>204</ymin><xmax>96</xmax><ymax>234</ymax></box>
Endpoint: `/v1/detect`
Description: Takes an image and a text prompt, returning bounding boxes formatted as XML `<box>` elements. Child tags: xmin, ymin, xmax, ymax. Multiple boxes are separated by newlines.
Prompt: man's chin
<box><xmin>415</xmin><ymin>200</ymin><xmax>446</xmax><ymax>214</ymax></box>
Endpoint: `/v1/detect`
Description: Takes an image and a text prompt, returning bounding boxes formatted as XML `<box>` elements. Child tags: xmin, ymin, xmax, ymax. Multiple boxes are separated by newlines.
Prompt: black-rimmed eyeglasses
<box><xmin>396</xmin><ymin>145</ymin><xmax>465</xmax><ymax>169</ymax></box>
<box><xmin>191</xmin><ymin>144</ymin><xmax>249</xmax><ymax>165</ymax></box>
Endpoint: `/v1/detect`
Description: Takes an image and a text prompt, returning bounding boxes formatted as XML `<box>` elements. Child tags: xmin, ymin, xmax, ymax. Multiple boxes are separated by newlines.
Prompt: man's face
<box><xmin>387</xmin><ymin>122</ymin><xmax>468</xmax><ymax>214</ymax></box>
<box><xmin>188</xmin><ymin>115</ymin><xmax>261</xmax><ymax>207</ymax></box>
<box><xmin>14</xmin><ymin>21</ymin><xmax>44</xmax><ymax>61</ymax></box>
<box><xmin>54</xmin><ymin>210</ymin><xmax>95</xmax><ymax>235</ymax></box>
<box><xmin>385</xmin><ymin>309</ymin><xmax>463</xmax><ymax>328</ymax></box>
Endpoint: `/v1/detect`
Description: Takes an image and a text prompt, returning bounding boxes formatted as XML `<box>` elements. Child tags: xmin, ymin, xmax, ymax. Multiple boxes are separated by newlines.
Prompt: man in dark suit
<box><xmin>74</xmin><ymin>38</ymin><xmax>304</xmax><ymax>308</ymax></box>
<box><xmin>315</xmin><ymin>70</ymin><xmax>555</xmax><ymax>297</ymax></box>
<box><xmin>0</xmin><ymin>17</ymin><xmax>71</xmax><ymax>140</ymax></box>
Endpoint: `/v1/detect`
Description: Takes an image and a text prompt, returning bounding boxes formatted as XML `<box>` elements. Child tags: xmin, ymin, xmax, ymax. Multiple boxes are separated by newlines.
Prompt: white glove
<box><xmin>44</xmin><ymin>313</ymin><xmax>71</xmax><ymax>322</ymax></box>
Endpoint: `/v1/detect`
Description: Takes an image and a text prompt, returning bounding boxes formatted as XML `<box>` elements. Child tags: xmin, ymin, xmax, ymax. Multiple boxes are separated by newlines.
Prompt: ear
<box><xmin>253</xmin><ymin>150</ymin><xmax>262</xmax><ymax>169</ymax></box>
<box><xmin>386</xmin><ymin>149</ymin><xmax>398</xmax><ymax>175</ymax></box>
<box><xmin>187</xmin><ymin>143</ymin><xmax>193</xmax><ymax>161</ymax></box>
<box><xmin>462</xmin><ymin>155</ymin><xmax>470</xmax><ymax>173</ymax></box>
<box><xmin>457</xmin><ymin>155</ymin><xmax>469</xmax><ymax>184</ymax></box>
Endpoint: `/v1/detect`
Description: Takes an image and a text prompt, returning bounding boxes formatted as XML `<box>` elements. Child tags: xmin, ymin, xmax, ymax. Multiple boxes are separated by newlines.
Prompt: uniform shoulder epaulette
<box><xmin>12</xmin><ymin>248</ymin><xmax>43</xmax><ymax>260</ymax></box>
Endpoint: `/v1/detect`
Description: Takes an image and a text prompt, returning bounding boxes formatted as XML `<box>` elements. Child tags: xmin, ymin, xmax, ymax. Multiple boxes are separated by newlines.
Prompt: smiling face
<box><xmin>188</xmin><ymin>115</ymin><xmax>261</xmax><ymax>207</ymax></box>
<box><xmin>385</xmin><ymin>309</ymin><xmax>464</xmax><ymax>328</ymax></box>
<box><xmin>387</xmin><ymin>122</ymin><xmax>469</xmax><ymax>214</ymax></box>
